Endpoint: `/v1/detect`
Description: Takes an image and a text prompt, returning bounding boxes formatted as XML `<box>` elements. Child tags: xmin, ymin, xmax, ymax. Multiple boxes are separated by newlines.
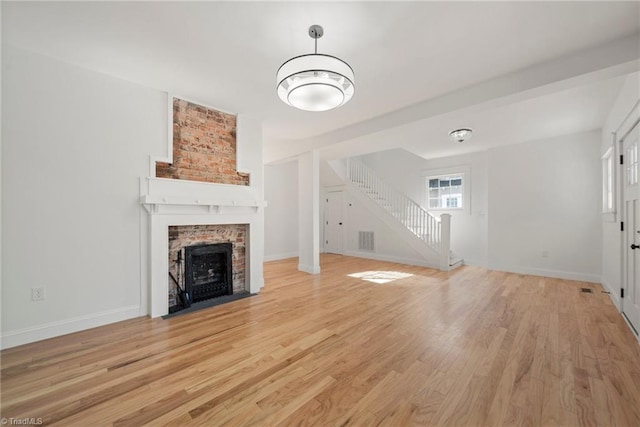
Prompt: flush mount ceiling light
<box><xmin>277</xmin><ymin>25</ymin><xmax>355</xmax><ymax>112</ymax></box>
<box><xmin>449</xmin><ymin>128</ymin><xmax>473</xmax><ymax>143</ymax></box>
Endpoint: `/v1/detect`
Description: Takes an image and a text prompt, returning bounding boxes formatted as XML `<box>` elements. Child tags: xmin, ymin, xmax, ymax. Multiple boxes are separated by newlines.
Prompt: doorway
<box><xmin>621</xmin><ymin>121</ymin><xmax>640</xmax><ymax>335</ymax></box>
<box><xmin>324</xmin><ymin>191</ymin><xmax>344</xmax><ymax>254</ymax></box>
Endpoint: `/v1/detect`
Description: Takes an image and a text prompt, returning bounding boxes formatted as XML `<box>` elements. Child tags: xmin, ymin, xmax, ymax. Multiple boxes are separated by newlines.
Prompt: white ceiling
<box><xmin>3</xmin><ymin>1</ymin><xmax>639</xmax><ymax>163</ymax></box>
<box><xmin>320</xmin><ymin>74</ymin><xmax>629</xmax><ymax>160</ymax></box>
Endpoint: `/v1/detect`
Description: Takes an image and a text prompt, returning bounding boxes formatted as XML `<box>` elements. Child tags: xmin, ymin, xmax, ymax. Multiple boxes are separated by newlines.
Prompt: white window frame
<box><xmin>602</xmin><ymin>144</ymin><xmax>616</xmax><ymax>222</ymax></box>
<box><xmin>423</xmin><ymin>165</ymin><xmax>471</xmax><ymax>215</ymax></box>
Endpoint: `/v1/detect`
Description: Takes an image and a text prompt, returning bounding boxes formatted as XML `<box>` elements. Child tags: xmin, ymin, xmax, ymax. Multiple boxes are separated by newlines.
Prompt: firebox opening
<box><xmin>185</xmin><ymin>243</ymin><xmax>233</xmax><ymax>304</ymax></box>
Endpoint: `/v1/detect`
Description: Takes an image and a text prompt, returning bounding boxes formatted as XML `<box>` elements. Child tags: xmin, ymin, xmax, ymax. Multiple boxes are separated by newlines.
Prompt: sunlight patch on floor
<box><xmin>348</xmin><ymin>271</ymin><xmax>415</xmax><ymax>284</ymax></box>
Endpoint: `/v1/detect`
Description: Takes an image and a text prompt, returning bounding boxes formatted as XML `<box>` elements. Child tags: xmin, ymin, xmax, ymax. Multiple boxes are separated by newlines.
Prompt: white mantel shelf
<box><xmin>141</xmin><ymin>195</ymin><xmax>261</xmax><ymax>214</ymax></box>
<box><xmin>140</xmin><ymin>177</ymin><xmax>264</xmax><ymax>214</ymax></box>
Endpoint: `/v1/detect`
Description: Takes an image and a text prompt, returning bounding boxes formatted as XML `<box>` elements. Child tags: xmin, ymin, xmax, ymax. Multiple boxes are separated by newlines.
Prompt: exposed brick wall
<box><xmin>156</xmin><ymin>98</ymin><xmax>250</xmax><ymax>185</ymax></box>
<box><xmin>168</xmin><ymin>224</ymin><xmax>247</xmax><ymax>307</ymax></box>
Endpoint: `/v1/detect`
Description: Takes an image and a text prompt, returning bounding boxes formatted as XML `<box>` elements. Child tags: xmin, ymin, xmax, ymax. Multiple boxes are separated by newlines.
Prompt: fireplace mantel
<box><xmin>140</xmin><ymin>176</ymin><xmax>265</xmax><ymax>317</ymax></box>
<box><xmin>141</xmin><ymin>177</ymin><xmax>263</xmax><ymax>212</ymax></box>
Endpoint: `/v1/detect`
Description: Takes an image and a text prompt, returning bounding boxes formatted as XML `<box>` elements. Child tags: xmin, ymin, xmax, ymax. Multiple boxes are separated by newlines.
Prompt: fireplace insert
<box><xmin>184</xmin><ymin>243</ymin><xmax>233</xmax><ymax>303</ymax></box>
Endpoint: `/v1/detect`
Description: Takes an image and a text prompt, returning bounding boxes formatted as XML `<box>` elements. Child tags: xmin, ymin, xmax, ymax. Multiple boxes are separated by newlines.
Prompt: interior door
<box><xmin>622</xmin><ymin>122</ymin><xmax>640</xmax><ymax>335</ymax></box>
<box><xmin>324</xmin><ymin>191</ymin><xmax>344</xmax><ymax>254</ymax></box>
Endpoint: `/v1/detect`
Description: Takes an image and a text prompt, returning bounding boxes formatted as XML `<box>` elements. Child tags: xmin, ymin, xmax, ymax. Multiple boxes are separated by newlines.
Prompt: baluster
<box><xmin>391</xmin><ymin>189</ymin><xmax>394</xmax><ymax>215</ymax></box>
<box><xmin>390</xmin><ymin>187</ymin><xmax>394</xmax><ymax>215</ymax></box>
<box><xmin>411</xmin><ymin>202</ymin><xmax>414</xmax><ymax>229</ymax></box>
<box><xmin>407</xmin><ymin>199</ymin><xmax>410</xmax><ymax>225</ymax></box>
<box><xmin>407</xmin><ymin>199</ymin><xmax>409</xmax><ymax>225</ymax></box>
<box><xmin>394</xmin><ymin>191</ymin><xmax>398</xmax><ymax>217</ymax></box>
<box><xmin>431</xmin><ymin>216</ymin><xmax>434</xmax><ymax>245</ymax></box>
<box><xmin>370</xmin><ymin>170</ymin><xmax>374</xmax><ymax>194</ymax></box>
<box><xmin>433</xmin><ymin>217</ymin><xmax>436</xmax><ymax>246</ymax></box>
<box><xmin>363</xmin><ymin>167</ymin><xmax>366</xmax><ymax>190</ymax></box>
<box><xmin>393</xmin><ymin>189</ymin><xmax>397</xmax><ymax>217</ymax></box>
<box><xmin>414</xmin><ymin>204</ymin><xmax>417</xmax><ymax>232</ymax></box>
<box><xmin>405</xmin><ymin>199</ymin><xmax>407</xmax><ymax>226</ymax></box>
<box><xmin>365</xmin><ymin>167</ymin><xmax>368</xmax><ymax>190</ymax></box>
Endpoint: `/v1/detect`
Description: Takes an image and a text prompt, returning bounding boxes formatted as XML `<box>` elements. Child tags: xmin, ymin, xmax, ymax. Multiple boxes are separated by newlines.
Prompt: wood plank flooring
<box><xmin>2</xmin><ymin>254</ymin><xmax>640</xmax><ymax>426</ymax></box>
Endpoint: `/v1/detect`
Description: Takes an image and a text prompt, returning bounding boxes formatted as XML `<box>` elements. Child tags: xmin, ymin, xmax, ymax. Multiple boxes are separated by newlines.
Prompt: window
<box><xmin>602</xmin><ymin>146</ymin><xmax>615</xmax><ymax>215</ymax></box>
<box><xmin>428</xmin><ymin>175</ymin><xmax>464</xmax><ymax>210</ymax></box>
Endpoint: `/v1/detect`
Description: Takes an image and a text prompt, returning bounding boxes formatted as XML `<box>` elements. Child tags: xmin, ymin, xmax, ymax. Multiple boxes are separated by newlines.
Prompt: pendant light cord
<box><xmin>315</xmin><ymin>36</ymin><xmax>318</xmax><ymax>54</ymax></box>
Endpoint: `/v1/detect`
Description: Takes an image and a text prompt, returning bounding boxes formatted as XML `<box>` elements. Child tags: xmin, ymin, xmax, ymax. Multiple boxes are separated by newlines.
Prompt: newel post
<box><xmin>440</xmin><ymin>213</ymin><xmax>451</xmax><ymax>271</ymax></box>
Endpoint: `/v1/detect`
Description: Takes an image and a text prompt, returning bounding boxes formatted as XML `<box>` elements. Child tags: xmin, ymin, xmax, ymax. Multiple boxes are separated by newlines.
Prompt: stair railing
<box><xmin>347</xmin><ymin>159</ymin><xmax>451</xmax><ymax>266</ymax></box>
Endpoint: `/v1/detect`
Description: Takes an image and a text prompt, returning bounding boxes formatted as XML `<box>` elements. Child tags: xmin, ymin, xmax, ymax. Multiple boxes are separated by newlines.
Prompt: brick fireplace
<box><xmin>168</xmin><ymin>224</ymin><xmax>247</xmax><ymax>308</ymax></box>
<box><xmin>141</xmin><ymin>97</ymin><xmax>264</xmax><ymax>317</ymax></box>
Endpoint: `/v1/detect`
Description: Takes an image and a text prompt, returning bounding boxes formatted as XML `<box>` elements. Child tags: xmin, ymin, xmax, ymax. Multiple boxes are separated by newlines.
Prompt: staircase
<box><xmin>342</xmin><ymin>159</ymin><xmax>461</xmax><ymax>271</ymax></box>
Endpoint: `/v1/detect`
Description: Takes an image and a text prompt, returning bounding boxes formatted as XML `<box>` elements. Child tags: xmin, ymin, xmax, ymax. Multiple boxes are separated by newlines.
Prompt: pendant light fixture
<box><xmin>277</xmin><ymin>25</ymin><xmax>355</xmax><ymax>112</ymax></box>
<box><xmin>448</xmin><ymin>128</ymin><xmax>473</xmax><ymax>143</ymax></box>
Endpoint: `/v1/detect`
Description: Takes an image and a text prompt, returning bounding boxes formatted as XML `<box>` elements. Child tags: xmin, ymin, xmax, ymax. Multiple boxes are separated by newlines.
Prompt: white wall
<box><xmin>359</xmin><ymin>149</ymin><xmax>489</xmax><ymax>266</ymax></box>
<box><xmin>1</xmin><ymin>46</ymin><xmax>167</xmax><ymax>347</ymax></box>
<box><xmin>342</xmin><ymin>191</ymin><xmax>427</xmax><ymax>265</ymax></box>
<box><xmin>601</xmin><ymin>73</ymin><xmax>640</xmax><ymax>307</ymax></box>
<box><xmin>264</xmin><ymin>161</ymin><xmax>298</xmax><ymax>261</ymax></box>
<box><xmin>487</xmin><ymin>131</ymin><xmax>602</xmax><ymax>282</ymax></box>
<box><xmin>355</xmin><ymin>132</ymin><xmax>602</xmax><ymax>282</ymax></box>
<box><xmin>420</xmin><ymin>152</ymin><xmax>489</xmax><ymax>266</ymax></box>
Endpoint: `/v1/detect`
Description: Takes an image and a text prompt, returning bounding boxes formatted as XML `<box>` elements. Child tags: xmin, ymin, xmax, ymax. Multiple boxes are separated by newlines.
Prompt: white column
<box><xmin>298</xmin><ymin>150</ymin><xmax>321</xmax><ymax>274</ymax></box>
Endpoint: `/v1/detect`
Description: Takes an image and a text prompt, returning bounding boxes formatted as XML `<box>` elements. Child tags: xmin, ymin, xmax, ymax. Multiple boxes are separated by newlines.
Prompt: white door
<box><xmin>622</xmin><ymin>122</ymin><xmax>640</xmax><ymax>334</ymax></box>
<box><xmin>324</xmin><ymin>191</ymin><xmax>344</xmax><ymax>254</ymax></box>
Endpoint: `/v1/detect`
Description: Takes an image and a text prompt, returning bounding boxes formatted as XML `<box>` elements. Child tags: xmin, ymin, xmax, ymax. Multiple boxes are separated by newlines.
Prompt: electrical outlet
<box><xmin>31</xmin><ymin>287</ymin><xmax>45</xmax><ymax>301</ymax></box>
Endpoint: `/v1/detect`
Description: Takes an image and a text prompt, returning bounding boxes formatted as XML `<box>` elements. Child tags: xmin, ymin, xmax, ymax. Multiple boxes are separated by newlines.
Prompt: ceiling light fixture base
<box><xmin>449</xmin><ymin>128</ymin><xmax>473</xmax><ymax>143</ymax></box>
<box><xmin>308</xmin><ymin>25</ymin><xmax>324</xmax><ymax>39</ymax></box>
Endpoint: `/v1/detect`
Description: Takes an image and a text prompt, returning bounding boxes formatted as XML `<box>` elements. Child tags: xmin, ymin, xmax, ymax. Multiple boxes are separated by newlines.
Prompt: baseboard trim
<box><xmin>1</xmin><ymin>305</ymin><xmax>141</xmax><ymax>349</ymax></box>
<box><xmin>601</xmin><ymin>280</ymin><xmax>639</xmax><ymax>341</ymax></box>
<box><xmin>460</xmin><ymin>259</ymin><xmax>484</xmax><ymax>267</ymax></box>
<box><xmin>298</xmin><ymin>264</ymin><xmax>321</xmax><ymax>274</ymax></box>
<box><xmin>488</xmin><ymin>264</ymin><xmax>600</xmax><ymax>283</ymax></box>
<box><xmin>344</xmin><ymin>251</ymin><xmax>439</xmax><ymax>270</ymax></box>
<box><xmin>264</xmin><ymin>252</ymin><xmax>298</xmax><ymax>262</ymax></box>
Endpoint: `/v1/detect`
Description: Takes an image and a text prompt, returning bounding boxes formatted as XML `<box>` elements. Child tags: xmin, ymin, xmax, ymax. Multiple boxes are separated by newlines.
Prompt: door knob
<box><xmin>631</xmin><ymin>244</ymin><xmax>640</xmax><ymax>250</ymax></box>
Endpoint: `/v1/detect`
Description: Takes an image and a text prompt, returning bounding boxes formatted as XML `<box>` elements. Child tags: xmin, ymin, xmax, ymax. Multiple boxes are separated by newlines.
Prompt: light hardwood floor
<box><xmin>2</xmin><ymin>254</ymin><xmax>640</xmax><ymax>426</ymax></box>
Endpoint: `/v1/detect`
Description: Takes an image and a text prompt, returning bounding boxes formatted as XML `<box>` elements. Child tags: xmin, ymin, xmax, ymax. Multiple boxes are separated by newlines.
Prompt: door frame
<box><xmin>619</xmin><ymin>117</ymin><xmax>640</xmax><ymax>337</ymax></box>
<box><xmin>616</xmin><ymin>99</ymin><xmax>640</xmax><ymax>340</ymax></box>
<box><xmin>323</xmin><ymin>186</ymin><xmax>346</xmax><ymax>255</ymax></box>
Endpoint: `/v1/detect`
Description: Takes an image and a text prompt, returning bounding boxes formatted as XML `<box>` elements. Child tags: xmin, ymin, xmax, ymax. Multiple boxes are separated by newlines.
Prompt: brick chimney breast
<box><xmin>156</xmin><ymin>98</ymin><xmax>250</xmax><ymax>185</ymax></box>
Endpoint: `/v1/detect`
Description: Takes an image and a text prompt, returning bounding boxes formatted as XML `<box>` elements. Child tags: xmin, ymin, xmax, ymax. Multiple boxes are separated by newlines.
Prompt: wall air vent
<box><xmin>358</xmin><ymin>231</ymin><xmax>375</xmax><ymax>252</ymax></box>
